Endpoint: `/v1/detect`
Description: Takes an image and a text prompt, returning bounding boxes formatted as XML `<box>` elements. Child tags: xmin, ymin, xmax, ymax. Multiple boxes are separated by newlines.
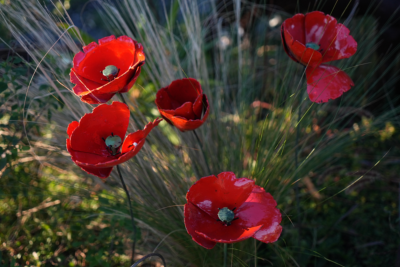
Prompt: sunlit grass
<box><xmin>0</xmin><ymin>0</ymin><xmax>399</xmax><ymax>266</ymax></box>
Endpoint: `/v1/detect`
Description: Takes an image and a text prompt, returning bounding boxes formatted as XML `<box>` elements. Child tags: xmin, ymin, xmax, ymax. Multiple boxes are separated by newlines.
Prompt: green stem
<box><xmin>130</xmin><ymin>253</ymin><xmax>167</xmax><ymax>267</ymax></box>
<box><xmin>223</xmin><ymin>243</ymin><xmax>228</xmax><ymax>267</ymax></box>
<box><xmin>193</xmin><ymin>130</ymin><xmax>212</xmax><ymax>175</ymax></box>
<box><xmin>254</xmin><ymin>239</ymin><xmax>257</xmax><ymax>267</ymax></box>
<box><xmin>116</xmin><ymin>165</ymin><xmax>137</xmax><ymax>264</ymax></box>
<box><xmin>294</xmin><ymin>88</ymin><xmax>303</xmax><ymax>247</ymax></box>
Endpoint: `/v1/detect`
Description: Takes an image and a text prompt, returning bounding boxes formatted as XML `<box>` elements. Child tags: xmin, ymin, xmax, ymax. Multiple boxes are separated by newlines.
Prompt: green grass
<box><xmin>0</xmin><ymin>0</ymin><xmax>400</xmax><ymax>266</ymax></box>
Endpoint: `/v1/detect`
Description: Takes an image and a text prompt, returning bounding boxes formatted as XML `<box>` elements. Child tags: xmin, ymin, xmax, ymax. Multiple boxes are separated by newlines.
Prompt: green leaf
<box><xmin>0</xmin><ymin>81</ymin><xmax>7</xmax><ymax>93</ymax></box>
<box><xmin>0</xmin><ymin>157</ymin><xmax>7</xmax><ymax>170</ymax></box>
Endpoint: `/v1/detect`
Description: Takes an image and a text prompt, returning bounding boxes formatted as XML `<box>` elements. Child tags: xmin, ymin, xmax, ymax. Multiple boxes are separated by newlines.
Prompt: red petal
<box><xmin>70</xmin><ymin>102</ymin><xmax>130</xmax><ymax>156</ymax></box>
<box><xmin>305</xmin><ymin>11</ymin><xmax>336</xmax><ymax>49</ymax></box>
<box><xmin>173</xmin><ymin>102</ymin><xmax>196</xmax><ymax>120</ymax></box>
<box><xmin>158</xmin><ymin>94</ymin><xmax>209</xmax><ymax>132</ymax></box>
<box><xmin>187</xmin><ymin>172</ymin><xmax>255</xmax><ymax>219</ymax></box>
<box><xmin>66</xmin><ymin>138</ymin><xmax>113</xmax><ymax>179</ymax></box>
<box><xmin>70</xmin><ymin>36</ymin><xmax>145</xmax><ymax>103</ymax></box>
<box><xmin>67</xmin><ymin>121</ymin><xmax>79</xmax><ymax>137</ymax></box>
<box><xmin>166</xmin><ymin>78</ymin><xmax>201</xmax><ymax>109</ymax></box>
<box><xmin>322</xmin><ymin>23</ymin><xmax>357</xmax><ymax>63</ymax></box>
<box><xmin>192</xmin><ymin>94</ymin><xmax>205</xmax><ymax>119</ymax></box>
<box><xmin>184</xmin><ymin>202</ymin><xmax>217</xmax><ymax>249</ymax></box>
<box><xmin>282</xmin><ymin>13</ymin><xmax>305</xmax><ymax>45</ymax></box>
<box><xmin>283</xmin><ymin>26</ymin><xmax>322</xmax><ymax>66</ymax></box>
<box><xmin>78</xmin><ymin>165</ymin><xmax>113</xmax><ymax>179</ymax></box>
<box><xmin>91</xmin><ymin>118</ymin><xmax>162</xmax><ymax>168</ymax></box>
<box><xmin>121</xmin><ymin>118</ymin><xmax>162</xmax><ymax>153</ymax></box>
<box><xmin>80</xmin><ymin>91</ymin><xmax>116</xmax><ymax>104</ymax></box>
<box><xmin>234</xmin><ymin>186</ymin><xmax>282</xmax><ymax>243</ymax></box>
<box><xmin>196</xmin><ymin>223</ymin><xmax>262</xmax><ymax>244</ymax></box>
<box><xmin>306</xmin><ymin>65</ymin><xmax>354</xmax><ymax>103</ymax></box>
<box><xmin>73</xmin><ymin>35</ymin><xmax>135</xmax><ymax>84</ymax></box>
<box><xmin>70</xmin><ymin>70</ymin><xmax>104</xmax><ymax>95</ymax></box>
<box><xmin>155</xmin><ymin>87</ymin><xmax>173</xmax><ymax>110</ymax></box>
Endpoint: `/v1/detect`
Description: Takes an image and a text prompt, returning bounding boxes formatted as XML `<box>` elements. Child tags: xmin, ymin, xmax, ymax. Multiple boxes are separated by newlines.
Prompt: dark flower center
<box><xmin>218</xmin><ymin>207</ymin><xmax>236</xmax><ymax>226</ymax></box>
<box><xmin>101</xmin><ymin>65</ymin><xmax>119</xmax><ymax>82</ymax></box>
<box><xmin>105</xmin><ymin>133</ymin><xmax>122</xmax><ymax>156</ymax></box>
<box><xmin>305</xmin><ymin>42</ymin><xmax>320</xmax><ymax>51</ymax></box>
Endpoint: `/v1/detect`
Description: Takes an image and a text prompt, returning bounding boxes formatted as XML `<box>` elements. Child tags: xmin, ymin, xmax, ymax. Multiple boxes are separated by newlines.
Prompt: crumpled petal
<box><xmin>187</xmin><ymin>172</ymin><xmax>255</xmax><ymax>219</ymax></box>
<box><xmin>306</xmin><ymin>64</ymin><xmax>354</xmax><ymax>103</ymax></box>
<box><xmin>158</xmin><ymin>94</ymin><xmax>210</xmax><ymax>132</ymax></box>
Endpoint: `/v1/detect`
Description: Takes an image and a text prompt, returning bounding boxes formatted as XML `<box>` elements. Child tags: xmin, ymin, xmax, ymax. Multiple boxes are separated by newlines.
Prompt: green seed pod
<box><xmin>102</xmin><ymin>65</ymin><xmax>119</xmax><ymax>78</ymax></box>
<box><xmin>305</xmin><ymin>42</ymin><xmax>320</xmax><ymax>50</ymax></box>
<box><xmin>105</xmin><ymin>134</ymin><xmax>122</xmax><ymax>155</ymax></box>
<box><xmin>218</xmin><ymin>207</ymin><xmax>235</xmax><ymax>223</ymax></box>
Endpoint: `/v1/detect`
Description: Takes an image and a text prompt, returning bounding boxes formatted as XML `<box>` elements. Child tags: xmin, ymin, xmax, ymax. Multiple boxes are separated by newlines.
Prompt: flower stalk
<box><xmin>223</xmin><ymin>243</ymin><xmax>228</xmax><ymax>267</ymax></box>
<box><xmin>116</xmin><ymin>164</ymin><xmax>137</xmax><ymax>264</ymax></box>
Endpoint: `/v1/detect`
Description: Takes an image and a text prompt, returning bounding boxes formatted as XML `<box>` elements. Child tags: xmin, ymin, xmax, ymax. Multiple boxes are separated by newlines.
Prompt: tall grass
<box><xmin>1</xmin><ymin>0</ymin><xmax>399</xmax><ymax>266</ymax></box>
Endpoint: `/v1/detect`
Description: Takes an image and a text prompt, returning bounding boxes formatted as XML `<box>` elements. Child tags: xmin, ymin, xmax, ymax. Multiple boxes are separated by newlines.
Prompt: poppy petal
<box><xmin>282</xmin><ymin>13</ymin><xmax>305</xmax><ymax>45</ymax></box>
<box><xmin>234</xmin><ymin>186</ymin><xmax>282</xmax><ymax>243</ymax></box>
<box><xmin>70</xmin><ymin>36</ymin><xmax>145</xmax><ymax>104</ymax></box>
<box><xmin>306</xmin><ymin>65</ymin><xmax>354</xmax><ymax>103</ymax></box>
<box><xmin>166</xmin><ymin>78</ymin><xmax>201</xmax><ymax>109</ymax></box>
<box><xmin>121</xmin><ymin>118</ymin><xmax>162</xmax><ymax>153</ymax></box>
<box><xmin>80</xmin><ymin>91</ymin><xmax>116</xmax><ymax>104</ymax></box>
<box><xmin>283</xmin><ymin>26</ymin><xmax>322</xmax><ymax>66</ymax></box>
<box><xmin>70</xmin><ymin>70</ymin><xmax>105</xmax><ymax>95</ymax></box>
<box><xmin>67</xmin><ymin>121</ymin><xmax>79</xmax><ymax>137</ymax></box>
<box><xmin>196</xmin><ymin>223</ymin><xmax>262</xmax><ymax>244</ymax></box>
<box><xmin>184</xmin><ymin>202</ymin><xmax>217</xmax><ymax>249</ymax></box>
<box><xmin>77</xmin><ymin>165</ymin><xmax>113</xmax><ymax>179</ymax></box>
<box><xmin>70</xmin><ymin>102</ymin><xmax>130</xmax><ymax>156</ymax></box>
<box><xmin>155</xmin><ymin>87</ymin><xmax>173</xmax><ymax>110</ymax></box>
<box><xmin>66</xmin><ymin>139</ymin><xmax>113</xmax><ymax>179</ymax></box>
<box><xmin>173</xmin><ymin>102</ymin><xmax>196</xmax><ymax>120</ymax></box>
<box><xmin>253</xmin><ymin>223</ymin><xmax>283</xmax><ymax>244</ymax></box>
<box><xmin>158</xmin><ymin>95</ymin><xmax>210</xmax><ymax>132</ymax></box>
<box><xmin>322</xmin><ymin>24</ymin><xmax>357</xmax><ymax>63</ymax></box>
<box><xmin>187</xmin><ymin>172</ymin><xmax>255</xmax><ymax>219</ymax></box>
<box><xmin>193</xmin><ymin>94</ymin><xmax>205</xmax><ymax>119</ymax></box>
<box><xmin>305</xmin><ymin>11</ymin><xmax>337</xmax><ymax>49</ymax></box>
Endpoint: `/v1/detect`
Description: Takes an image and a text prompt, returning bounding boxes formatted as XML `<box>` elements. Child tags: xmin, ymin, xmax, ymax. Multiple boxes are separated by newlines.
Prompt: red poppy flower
<box><xmin>66</xmin><ymin>101</ymin><xmax>161</xmax><ymax>179</ymax></box>
<box><xmin>155</xmin><ymin>78</ymin><xmax>209</xmax><ymax>132</ymax></box>
<box><xmin>281</xmin><ymin>11</ymin><xmax>357</xmax><ymax>103</ymax></box>
<box><xmin>184</xmin><ymin>172</ymin><xmax>282</xmax><ymax>249</ymax></box>
<box><xmin>70</xmin><ymin>35</ymin><xmax>145</xmax><ymax>104</ymax></box>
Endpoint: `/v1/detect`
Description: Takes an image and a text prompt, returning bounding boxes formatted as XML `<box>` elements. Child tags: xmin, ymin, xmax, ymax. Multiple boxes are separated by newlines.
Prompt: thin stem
<box><xmin>193</xmin><ymin>130</ymin><xmax>212</xmax><ymax>175</ymax></box>
<box><xmin>130</xmin><ymin>252</ymin><xmax>167</xmax><ymax>267</ymax></box>
<box><xmin>294</xmin><ymin>89</ymin><xmax>303</xmax><ymax>247</ymax></box>
<box><xmin>116</xmin><ymin>165</ymin><xmax>136</xmax><ymax>264</ymax></box>
<box><xmin>254</xmin><ymin>239</ymin><xmax>257</xmax><ymax>267</ymax></box>
<box><xmin>223</xmin><ymin>243</ymin><xmax>228</xmax><ymax>267</ymax></box>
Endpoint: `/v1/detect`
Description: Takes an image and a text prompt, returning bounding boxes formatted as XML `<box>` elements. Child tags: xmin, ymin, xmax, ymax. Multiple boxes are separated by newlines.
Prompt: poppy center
<box><xmin>305</xmin><ymin>42</ymin><xmax>320</xmax><ymax>50</ymax></box>
<box><xmin>218</xmin><ymin>207</ymin><xmax>235</xmax><ymax>225</ymax></box>
<box><xmin>105</xmin><ymin>133</ymin><xmax>122</xmax><ymax>156</ymax></box>
<box><xmin>102</xmin><ymin>65</ymin><xmax>119</xmax><ymax>82</ymax></box>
